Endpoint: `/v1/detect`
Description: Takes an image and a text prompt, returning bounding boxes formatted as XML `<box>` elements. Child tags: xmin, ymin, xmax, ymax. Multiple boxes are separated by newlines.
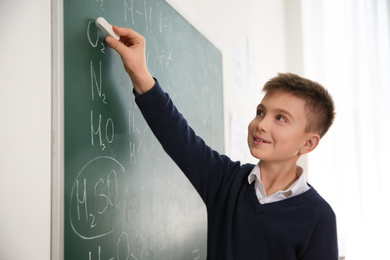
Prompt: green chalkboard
<box><xmin>64</xmin><ymin>0</ymin><xmax>224</xmax><ymax>259</ymax></box>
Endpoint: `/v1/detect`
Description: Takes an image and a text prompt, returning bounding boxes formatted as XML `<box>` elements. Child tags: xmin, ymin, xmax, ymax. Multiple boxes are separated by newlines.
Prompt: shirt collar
<box><xmin>248</xmin><ymin>163</ymin><xmax>309</xmax><ymax>202</ymax></box>
<box><xmin>248</xmin><ymin>163</ymin><xmax>260</xmax><ymax>184</ymax></box>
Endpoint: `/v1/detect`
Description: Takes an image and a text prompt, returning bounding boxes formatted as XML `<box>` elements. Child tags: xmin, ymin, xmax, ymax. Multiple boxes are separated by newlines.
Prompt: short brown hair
<box><xmin>263</xmin><ymin>73</ymin><xmax>335</xmax><ymax>138</ymax></box>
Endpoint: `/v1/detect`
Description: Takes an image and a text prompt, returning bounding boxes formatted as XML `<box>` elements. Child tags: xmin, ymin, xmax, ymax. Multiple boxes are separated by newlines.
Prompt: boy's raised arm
<box><xmin>105</xmin><ymin>26</ymin><xmax>155</xmax><ymax>94</ymax></box>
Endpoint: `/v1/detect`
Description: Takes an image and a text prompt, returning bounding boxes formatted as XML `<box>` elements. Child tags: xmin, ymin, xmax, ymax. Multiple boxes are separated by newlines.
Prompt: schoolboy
<box><xmin>105</xmin><ymin>26</ymin><xmax>338</xmax><ymax>259</ymax></box>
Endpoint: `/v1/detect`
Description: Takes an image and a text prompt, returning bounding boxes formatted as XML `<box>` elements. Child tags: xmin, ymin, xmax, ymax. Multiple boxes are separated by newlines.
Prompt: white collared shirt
<box><xmin>248</xmin><ymin>163</ymin><xmax>310</xmax><ymax>204</ymax></box>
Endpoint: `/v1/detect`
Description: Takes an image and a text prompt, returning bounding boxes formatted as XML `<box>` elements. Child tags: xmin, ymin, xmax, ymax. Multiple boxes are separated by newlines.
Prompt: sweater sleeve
<box><xmin>134</xmin><ymin>79</ymin><xmax>239</xmax><ymax>204</ymax></box>
<box><xmin>301</xmin><ymin>197</ymin><xmax>339</xmax><ymax>260</ymax></box>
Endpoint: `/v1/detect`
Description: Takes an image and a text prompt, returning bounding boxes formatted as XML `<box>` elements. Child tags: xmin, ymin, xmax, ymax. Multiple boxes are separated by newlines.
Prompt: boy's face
<box><xmin>248</xmin><ymin>90</ymin><xmax>313</xmax><ymax>164</ymax></box>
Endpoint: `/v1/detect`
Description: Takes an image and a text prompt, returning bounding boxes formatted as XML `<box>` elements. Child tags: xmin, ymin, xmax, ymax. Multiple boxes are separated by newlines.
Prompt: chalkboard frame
<box><xmin>51</xmin><ymin>0</ymin><xmax>65</xmax><ymax>259</ymax></box>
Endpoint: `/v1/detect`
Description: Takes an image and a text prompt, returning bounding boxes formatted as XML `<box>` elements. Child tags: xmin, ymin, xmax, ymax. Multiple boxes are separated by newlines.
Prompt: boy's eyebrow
<box><xmin>275</xmin><ymin>108</ymin><xmax>295</xmax><ymax>120</ymax></box>
<box><xmin>257</xmin><ymin>103</ymin><xmax>266</xmax><ymax>110</ymax></box>
<box><xmin>257</xmin><ymin>103</ymin><xmax>295</xmax><ymax>120</ymax></box>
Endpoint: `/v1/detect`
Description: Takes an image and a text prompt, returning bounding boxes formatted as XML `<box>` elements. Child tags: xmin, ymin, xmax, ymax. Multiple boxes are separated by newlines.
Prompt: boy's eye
<box><xmin>276</xmin><ymin>115</ymin><xmax>287</xmax><ymax>122</ymax></box>
<box><xmin>257</xmin><ymin>110</ymin><xmax>264</xmax><ymax>116</ymax></box>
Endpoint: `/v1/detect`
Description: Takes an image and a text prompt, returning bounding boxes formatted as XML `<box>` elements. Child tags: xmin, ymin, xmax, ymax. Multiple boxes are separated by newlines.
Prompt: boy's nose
<box><xmin>256</xmin><ymin>116</ymin><xmax>270</xmax><ymax>132</ymax></box>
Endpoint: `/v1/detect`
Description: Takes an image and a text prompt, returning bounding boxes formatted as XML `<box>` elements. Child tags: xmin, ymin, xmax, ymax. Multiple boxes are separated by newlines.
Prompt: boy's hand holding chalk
<box><xmin>96</xmin><ymin>17</ymin><xmax>154</xmax><ymax>94</ymax></box>
<box><xmin>95</xmin><ymin>17</ymin><xmax>120</xmax><ymax>40</ymax></box>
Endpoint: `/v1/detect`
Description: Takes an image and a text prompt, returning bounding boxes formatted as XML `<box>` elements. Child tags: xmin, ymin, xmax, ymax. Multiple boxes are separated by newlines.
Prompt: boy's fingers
<box><xmin>106</xmin><ymin>26</ymin><xmax>144</xmax><ymax>54</ymax></box>
<box><xmin>112</xmin><ymin>25</ymin><xmax>127</xmax><ymax>37</ymax></box>
<box><xmin>105</xmin><ymin>36</ymin><xmax>124</xmax><ymax>53</ymax></box>
<box><xmin>113</xmin><ymin>26</ymin><xmax>142</xmax><ymax>43</ymax></box>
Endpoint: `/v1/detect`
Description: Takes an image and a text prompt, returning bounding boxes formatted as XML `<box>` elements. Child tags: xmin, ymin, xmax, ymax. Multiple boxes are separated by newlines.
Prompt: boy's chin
<box><xmin>249</xmin><ymin>152</ymin><xmax>263</xmax><ymax>161</ymax></box>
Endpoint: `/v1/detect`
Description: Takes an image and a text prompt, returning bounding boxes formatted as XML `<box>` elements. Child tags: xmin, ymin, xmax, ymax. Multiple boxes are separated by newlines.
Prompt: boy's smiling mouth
<box><xmin>253</xmin><ymin>135</ymin><xmax>270</xmax><ymax>144</ymax></box>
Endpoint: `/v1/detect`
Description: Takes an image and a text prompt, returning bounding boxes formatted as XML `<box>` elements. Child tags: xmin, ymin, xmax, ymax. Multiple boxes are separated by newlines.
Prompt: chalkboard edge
<box><xmin>51</xmin><ymin>0</ymin><xmax>65</xmax><ymax>259</ymax></box>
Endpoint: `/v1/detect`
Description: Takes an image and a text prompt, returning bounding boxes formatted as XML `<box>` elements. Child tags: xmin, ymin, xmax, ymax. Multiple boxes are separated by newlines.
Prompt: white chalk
<box><xmin>95</xmin><ymin>17</ymin><xmax>120</xmax><ymax>40</ymax></box>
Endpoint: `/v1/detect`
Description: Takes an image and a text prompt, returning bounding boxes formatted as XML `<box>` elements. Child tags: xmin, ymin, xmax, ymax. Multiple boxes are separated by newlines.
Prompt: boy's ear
<box><xmin>299</xmin><ymin>133</ymin><xmax>320</xmax><ymax>155</ymax></box>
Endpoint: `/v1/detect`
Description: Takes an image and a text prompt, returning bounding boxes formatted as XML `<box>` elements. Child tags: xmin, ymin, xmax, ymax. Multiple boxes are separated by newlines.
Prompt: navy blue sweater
<box><xmin>134</xmin><ymin>80</ymin><xmax>338</xmax><ymax>259</ymax></box>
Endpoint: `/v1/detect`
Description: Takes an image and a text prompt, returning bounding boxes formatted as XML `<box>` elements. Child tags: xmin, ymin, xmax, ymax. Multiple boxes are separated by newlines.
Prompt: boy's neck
<box><xmin>258</xmin><ymin>160</ymin><xmax>300</xmax><ymax>195</ymax></box>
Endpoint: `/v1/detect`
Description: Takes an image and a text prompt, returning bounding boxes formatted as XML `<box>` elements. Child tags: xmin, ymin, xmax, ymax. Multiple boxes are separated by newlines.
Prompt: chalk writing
<box><xmin>193</xmin><ymin>249</ymin><xmax>201</xmax><ymax>260</ymax></box>
<box><xmin>70</xmin><ymin>156</ymin><xmax>126</xmax><ymax>240</ymax></box>
<box><xmin>91</xmin><ymin>111</ymin><xmax>114</xmax><ymax>150</ymax></box>
<box><xmin>90</xmin><ymin>61</ymin><xmax>108</xmax><ymax>104</ymax></box>
<box><xmin>87</xmin><ymin>21</ymin><xmax>99</xmax><ymax>48</ymax></box>
<box><xmin>98</xmin><ymin>0</ymin><xmax>105</xmax><ymax>11</ymax></box>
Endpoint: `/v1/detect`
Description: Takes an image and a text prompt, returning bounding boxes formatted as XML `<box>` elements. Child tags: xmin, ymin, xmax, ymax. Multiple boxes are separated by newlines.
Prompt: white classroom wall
<box><xmin>0</xmin><ymin>0</ymin><xmax>297</xmax><ymax>259</ymax></box>
<box><xmin>0</xmin><ymin>0</ymin><xmax>52</xmax><ymax>259</ymax></box>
